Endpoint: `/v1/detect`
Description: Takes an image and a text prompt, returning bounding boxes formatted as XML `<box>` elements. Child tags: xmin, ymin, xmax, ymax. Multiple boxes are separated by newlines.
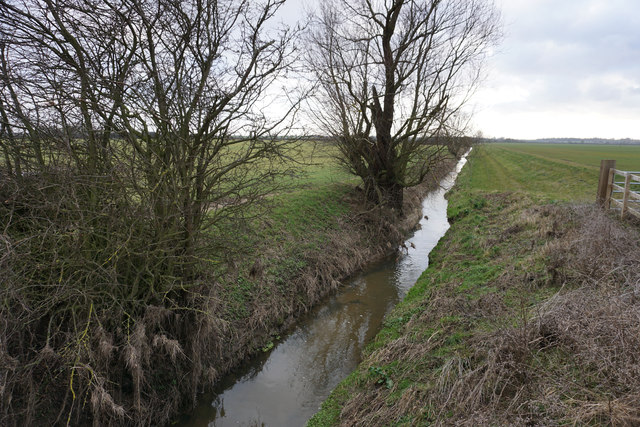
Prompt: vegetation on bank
<box><xmin>1</xmin><ymin>3</ymin><xmax>303</xmax><ymax>423</ymax></box>
<box><xmin>1</xmin><ymin>1</ymin><xmax>492</xmax><ymax>424</ymax></box>
<box><xmin>0</xmin><ymin>138</ymin><xmax>456</xmax><ymax>425</ymax></box>
<box><xmin>309</xmin><ymin>143</ymin><xmax>640</xmax><ymax>426</ymax></box>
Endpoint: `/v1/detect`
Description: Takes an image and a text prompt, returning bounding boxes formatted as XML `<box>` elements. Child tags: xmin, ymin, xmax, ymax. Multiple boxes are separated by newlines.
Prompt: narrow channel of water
<box><xmin>180</xmin><ymin>153</ymin><xmax>470</xmax><ymax>427</ymax></box>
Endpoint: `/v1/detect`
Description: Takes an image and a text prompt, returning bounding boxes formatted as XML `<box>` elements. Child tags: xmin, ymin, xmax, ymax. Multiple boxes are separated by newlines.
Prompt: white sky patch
<box><xmin>271</xmin><ymin>0</ymin><xmax>640</xmax><ymax>139</ymax></box>
<box><xmin>474</xmin><ymin>74</ymin><xmax>535</xmax><ymax>108</ymax></box>
<box><xmin>471</xmin><ymin>0</ymin><xmax>640</xmax><ymax>139</ymax></box>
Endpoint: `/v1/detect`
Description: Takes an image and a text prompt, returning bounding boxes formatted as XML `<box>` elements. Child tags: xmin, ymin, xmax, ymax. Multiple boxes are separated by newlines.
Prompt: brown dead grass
<box><xmin>0</xmin><ymin>158</ymin><xmax>457</xmax><ymax>426</ymax></box>
<box><xmin>450</xmin><ymin>207</ymin><xmax>639</xmax><ymax>425</ymax></box>
<box><xmin>332</xmin><ymin>195</ymin><xmax>640</xmax><ymax>427</ymax></box>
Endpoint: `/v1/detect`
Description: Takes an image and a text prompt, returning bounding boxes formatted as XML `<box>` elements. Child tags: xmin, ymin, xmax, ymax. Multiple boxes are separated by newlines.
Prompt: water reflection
<box><xmin>181</xmin><ymin>154</ymin><xmax>469</xmax><ymax>427</ymax></box>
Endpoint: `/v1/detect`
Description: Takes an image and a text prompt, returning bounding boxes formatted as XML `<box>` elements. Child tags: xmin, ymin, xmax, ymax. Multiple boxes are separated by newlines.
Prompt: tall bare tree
<box><xmin>307</xmin><ymin>0</ymin><xmax>500</xmax><ymax>210</ymax></box>
<box><xmin>0</xmin><ymin>1</ymin><xmax>302</xmax><ymax>424</ymax></box>
<box><xmin>0</xmin><ymin>0</ymin><xmax>301</xmax><ymax>263</ymax></box>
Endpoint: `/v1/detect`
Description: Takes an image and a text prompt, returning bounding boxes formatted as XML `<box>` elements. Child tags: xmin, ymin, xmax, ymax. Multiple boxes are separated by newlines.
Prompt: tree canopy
<box><xmin>307</xmin><ymin>0</ymin><xmax>501</xmax><ymax>209</ymax></box>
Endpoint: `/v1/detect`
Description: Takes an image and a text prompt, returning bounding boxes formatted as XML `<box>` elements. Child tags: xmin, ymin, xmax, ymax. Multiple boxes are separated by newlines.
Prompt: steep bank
<box><xmin>0</xmin><ymin>154</ymin><xmax>457</xmax><ymax>426</ymax></box>
<box><xmin>182</xmin><ymin>156</ymin><xmax>459</xmax><ymax>410</ymax></box>
<box><xmin>309</xmin><ymin>147</ymin><xmax>640</xmax><ymax>426</ymax></box>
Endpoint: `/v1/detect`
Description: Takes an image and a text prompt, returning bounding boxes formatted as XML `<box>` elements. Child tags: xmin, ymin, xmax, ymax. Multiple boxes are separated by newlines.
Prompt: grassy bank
<box><xmin>202</xmin><ymin>147</ymin><xmax>458</xmax><ymax>390</ymax></box>
<box><xmin>309</xmin><ymin>144</ymin><xmax>640</xmax><ymax>426</ymax></box>
<box><xmin>0</xmin><ymin>141</ymin><xmax>456</xmax><ymax>426</ymax></box>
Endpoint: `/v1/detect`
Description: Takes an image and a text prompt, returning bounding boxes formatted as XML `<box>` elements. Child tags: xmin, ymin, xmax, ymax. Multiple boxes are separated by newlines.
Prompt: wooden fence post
<box><xmin>597</xmin><ymin>160</ymin><xmax>616</xmax><ymax>207</ymax></box>
<box><xmin>621</xmin><ymin>173</ymin><xmax>632</xmax><ymax>219</ymax></box>
<box><xmin>604</xmin><ymin>168</ymin><xmax>615</xmax><ymax>209</ymax></box>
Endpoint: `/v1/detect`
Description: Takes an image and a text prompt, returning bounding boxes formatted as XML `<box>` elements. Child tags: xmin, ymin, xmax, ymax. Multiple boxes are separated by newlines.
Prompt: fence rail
<box><xmin>598</xmin><ymin>160</ymin><xmax>640</xmax><ymax>219</ymax></box>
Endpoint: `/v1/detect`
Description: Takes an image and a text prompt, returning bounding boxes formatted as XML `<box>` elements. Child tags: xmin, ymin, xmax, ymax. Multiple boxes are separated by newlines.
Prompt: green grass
<box><xmin>308</xmin><ymin>142</ymin><xmax>640</xmax><ymax>426</ymax></box>
<box><xmin>466</xmin><ymin>143</ymin><xmax>640</xmax><ymax>202</ymax></box>
<box><xmin>493</xmin><ymin>142</ymin><xmax>640</xmax><ymax>172</ymax></box>
<box><xmin>465</xmin><ymin>145</ymin><xmax>592</xmax><ymax>201</ymax></box>
<box><xmin>282</xmin><ymin>143</ymin><xmax>357</xmax><ymax>189</ymax></box>
<box><xmin>211</xmin><ymin>143</ymin><xmax>360</xmax><ymax>321</ymax></box>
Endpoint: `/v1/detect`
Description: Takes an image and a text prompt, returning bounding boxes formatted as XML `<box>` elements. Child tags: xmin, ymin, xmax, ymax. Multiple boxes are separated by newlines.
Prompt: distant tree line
<box><xmin>487</xmin><ymin>138</ymin><xmax>640</xmax><ymax>145</ymax></box>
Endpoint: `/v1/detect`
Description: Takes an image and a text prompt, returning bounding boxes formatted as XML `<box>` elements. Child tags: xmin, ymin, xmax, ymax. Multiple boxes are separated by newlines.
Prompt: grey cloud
<box><xmin>487</xmin><ymin>0</ymin><xmax>640</xmax><ymax>118</ymax></box>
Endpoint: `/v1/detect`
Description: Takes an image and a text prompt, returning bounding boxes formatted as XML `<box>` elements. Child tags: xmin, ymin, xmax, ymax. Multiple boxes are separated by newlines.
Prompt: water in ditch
<box><xmin>180</xmin><ymin>153</ymin><xmax>469</xmax><ymax>427</ymax></box>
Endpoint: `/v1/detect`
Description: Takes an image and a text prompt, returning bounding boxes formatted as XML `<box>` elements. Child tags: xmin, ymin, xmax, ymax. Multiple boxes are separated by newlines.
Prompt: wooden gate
<box><xmin>597</xmin><ymin>160</ymin><xmax>640</xmax><ymax>219</ymax></box>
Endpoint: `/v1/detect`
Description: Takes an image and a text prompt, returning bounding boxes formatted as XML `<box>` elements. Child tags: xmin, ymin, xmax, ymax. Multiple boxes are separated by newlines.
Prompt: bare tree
<box><xmin>0</xmin><ymin>0</ymin><xmax>301</xmax><ymax>264</ymax></box>
<box><xmin>307</xmin><ymin>0</ymin><xmax>500</xmax><ymax>210</ymax></box>
<box><xmin>0</xmin><ymin>0</ymin><xmax>303</xmax><ymax>424</ymax></box>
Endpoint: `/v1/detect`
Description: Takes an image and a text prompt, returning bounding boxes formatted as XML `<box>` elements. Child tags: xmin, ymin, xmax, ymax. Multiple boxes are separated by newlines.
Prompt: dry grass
<box><xmin>326</xmin><ymin>194</ymin><xmax>640</xmax><ymax>427</ymax></box>
<box><xmin>0</xmin><ymin>157</ymin><xmax>457</xmax><ymax>425</ymax></box>
<box><xmin>445</xmin><ymin>205</ymin><xmax>640</xmax><ymax>425</ymax></box>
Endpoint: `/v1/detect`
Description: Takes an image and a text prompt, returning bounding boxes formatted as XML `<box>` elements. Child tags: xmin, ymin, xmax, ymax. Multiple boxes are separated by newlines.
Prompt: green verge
<box><xmin>309</xmin><ymin>143</ymin><xmax>640</xmax><ymax>426</ymax></box>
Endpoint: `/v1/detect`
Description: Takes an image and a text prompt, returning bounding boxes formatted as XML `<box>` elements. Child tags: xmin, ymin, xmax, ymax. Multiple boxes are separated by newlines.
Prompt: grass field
<box><xmin>309</xmin><ymin>143</ymin><xmax>640</xmax><ymax>426</ymax></box>
<box><xmin>494</xmin><ymin>143</ymin><xmax>640</xmax><ymax>172</ymax></box>
<box><xmin>466</xmin><ymin>143</ymin><xmax>640</xmax><ymax>202</ymax></box>
<box><xmin>283</xmin><ymin>142</ymin><xmax>357</xmax><ymax>189</ymax></box>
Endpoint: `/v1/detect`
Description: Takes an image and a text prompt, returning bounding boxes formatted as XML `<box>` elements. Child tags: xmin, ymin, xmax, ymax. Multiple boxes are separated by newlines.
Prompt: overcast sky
<box><xmin>277</xmin><ymin>0</ymin><xmax>640</xmax><ymax>140</ymax></box>
<box><xmin>474</xmin><ymin>0</ymin><xmax>640</xmax><ymax>139</ymax></box>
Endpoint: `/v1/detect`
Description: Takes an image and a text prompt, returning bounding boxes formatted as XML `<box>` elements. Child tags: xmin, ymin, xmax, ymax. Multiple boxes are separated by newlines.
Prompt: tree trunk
<box><xmin>364</xmin><ymin>180</ymin><xmax>403</xmax><ymax>212</ymax></box>
<box><xmin>381</xmin><ymin>181</ymin><xmax>403</xmax><ymax>211</ymax></box>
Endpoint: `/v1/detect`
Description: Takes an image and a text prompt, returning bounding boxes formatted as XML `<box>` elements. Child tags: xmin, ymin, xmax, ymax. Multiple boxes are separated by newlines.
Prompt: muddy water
<box><xmin>180</xmin><ymin>154</ymin><xmax>469</xmax><ymax>427</ymax></box>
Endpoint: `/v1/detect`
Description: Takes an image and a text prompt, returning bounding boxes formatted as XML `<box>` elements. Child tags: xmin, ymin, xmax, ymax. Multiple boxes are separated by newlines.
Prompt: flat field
<box><xmin>495</xmin><ymin>143</ymin><xmax>640</xmax><ymax>171</ymax></box>
<box><xmin>467</xmin><ymin>143</ymin><xmax>640</xmax><ymax>201</ymax></box>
